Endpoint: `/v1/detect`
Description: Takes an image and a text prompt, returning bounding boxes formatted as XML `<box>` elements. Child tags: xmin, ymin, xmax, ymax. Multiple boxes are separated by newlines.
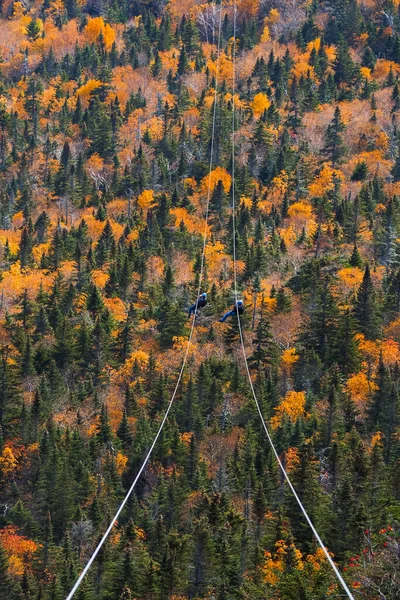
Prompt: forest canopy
<box><xmin>0</xmin><ymin>0</ymin><xmax>400</xmax><ymax>598</ymax></box>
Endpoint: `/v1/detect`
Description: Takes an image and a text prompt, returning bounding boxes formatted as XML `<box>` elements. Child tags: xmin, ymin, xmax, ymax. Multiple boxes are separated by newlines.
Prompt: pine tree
<box><xmin>323</xmin><ymin>106</ymin><xmax>346</xmax><ymax>167</ymax></box>
<box><xmin>18</xmin><ymin>226</ymin><xmax>34</xmax><ymax>268</ymax></box>
<box><xmin>349</xmin><ymin>244</ymin><xmax>363</xmax><ymax>267</ymax></box>
<box><xmin>0</xmin><ymin>540</ymin><xmax>12</xmax><ymax>597</ymax></box>
<box><xmin>26</xmin><ymin>19</ymin><xmax>41</xmax><ymax>41</ymax></box>
<box><xmin>353</xmin><ymin>264</ymin><xmax>381</xmax><ymax>339</ymax></box>
<box><xmin>334</xmin><ymin>38</ymin><xmax>355</xmax><ymax>86</ymax></box>
<box><xmin>158</xmin><ymin>300</ymin><xmax>188</xmax><ymax>348</ymax></box>
<box><xmin>249</xmin><ymin>299</ymin><xmax>276</xmax><ymax>373</ymax></box>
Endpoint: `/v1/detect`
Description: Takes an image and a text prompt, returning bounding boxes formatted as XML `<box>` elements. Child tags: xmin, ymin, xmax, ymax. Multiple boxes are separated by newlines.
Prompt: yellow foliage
<box><xmin>292</xmin><ymin>61</ymin><xmax>317</xmax><ymax>81</ymax></box>
<box><xmin>278</xmin><ymin>225</ymin><xmax>297</xmax><ymax>246</ymax></box>
<box><xmin>138</xmin><ymin>189</ymin><xmax>155</xmax><ymax>209</ymax></box>
<box><xmin>260</xmin><ymin>25</ymin><xmax>270</xmax><ymax>43</ymax></box>
<box><xmin>240</xmin><ymin>196</ymin><xmax>252</xmax><ymax>209</ymax></box>
<box><xmin>263</xmin><ymin>539</ymin><xmax>304</xmax><ymax>585</ymax></box>
<box><xmin>115</xmin><ymin>452</ymin><xmax>128</xmax><ymax>475</ymax></box>
<box><xmin>207</xmin><ymin>52</ymin><xmax>233</xmax><ymax>82</ymax></box>
<box><xmin>266</xmin><ymin>8</ymin><xmax>280</xmax><ymax>25</ymax></box>
<box><xmin>271</xmin><ymin>390</ymin><xmax>306</xmax><ymax>429</ymax></box>
<box><xmin>337</xmin><ymin>267</ymin><xmax>364</xmax><ymax>290</ymax></box>
<box><xmin>269</xmin><ymin>170</ymin><xmax>289</xmax><ymax>201</ymax></box>
<box><xmin>92</xmin><ymin>269</ymin><xmax>109</xmax><ymax>289</ymax></box>
<box><xmin>202</xmin><ymin>166</ymin><xmax>232</xmax><ymax>194</ymax></box>
<box><xmin>173</xmin><ymin>336</ymin><xmax>189</xmax><ymax>350</ymax></box>
<box><xmin>308</xmin><ymin>164</ymin><xmax>344</xmax><ymax>197</ymax></box>
<box><xmin>0</xmin><ymin>262</ymin><xmax>52</xmax><ymax>307</ymax></box>
<box><xmin>171</xmin><ymin>207</ymin><xmax>206</xmax><ymax>235</ymax></box>
<box><xmin>76</xmin><ymin>79</ymin><xmax>102</xmax><ymax>103</ymax></box>
<box><xmin>84</xmin><ymin>17</ymin><xmax>116</xmax><ymax>50</ymax></box>
<box><xmin>8</xmin><ymin>554</ymin><xmax>24</xmax><ymax>577</ymax></box>
<box><xmin>371</xmin><ymin>431</ymin><xmax>383</xmax><ymax>448</ymax></box>
<box><xmin>204</xmin><ymin>240</ymin><xmax>228</xmax><ymax>278</ymax></box>
<box><xmin>0</xmin><ymin>526</ymin><xmax>40</xmax><ymax>577</ymax></box>
<box><xmin>355</xmin><ymin>333</ymin><xmax>400</xmax><ymax>366</ymax></box>
<box><xmin>0</xmin><ymin>229</ymin><xmax>20</xmax><ymax>255</ymax></box>
<box><xmin>345</xmin><ymin>372</ymin><xmax>377</xmax><ymax>405</ymax></box>
<box><xmin>223</xmin><ymin>93</ymin><xmax>245</xmax><ymax>109</ymax></box>
<box><xmin>117</xmin><ymin>349</ymin><xmax>150</xmax><ymax>384</ymax></box>
<box><xmin>281</xmin><ymin>348</ymin><xmax>299</xmax><ymax>366</ymax></box>
<box><xmin>0</xmin><ymin>446</ymin><xmax>18</xmax><ymax>475</ymax></box>
<box><xmin>381</xmin><ymin>338</ymin><xmax>400</xmax><ymax>365</ymax></box>
<box><xmin>385</xmin><ymin>317</ymin><xmax>400</xmax><ymax>341</ymax></box>
<box><xmin>86</xmin><ymin>153</ymin><xmax>104</xmax><ymax>174</ymax></box>
<box><xmin>307</xmin><ymin>37</ymin><xmax>321</xmax><ymax>52</ymax></box>
<box><xmin>12</xmin><ymin>211</ymin><xmax>24</xmax><ymax>229</ymax></box>
<box><xmin>103</xmin><ymin>297</ymin><xmax>127</xmax><ymax>321</ymax></box>
<box><xmin>306</xmin><ymin>547</ymin><xmax>331</xmax><ymax>572</ymax></box>
<box><xmin>12</xmin><ymin>2</ymin><xmax>25</xmax><ymax>18</ymax></box>
<box><xmin>181</xmin><ymin>432</ymin><xmax>193</xmax><ymax>446</ymax></box>
<box><xmin>287</xmin><ymin>202</ymin><xmax>313</xmax><ymax>219</ymax></box>
<box><xmin>252</xmin><ymin>92</ymin><xmax>270</xmax><ymax>118</ymax></box>
<box><xmin>360</xmin><ymin>66</ymin><xmax>372</xmax><ymax>80</ymax></box>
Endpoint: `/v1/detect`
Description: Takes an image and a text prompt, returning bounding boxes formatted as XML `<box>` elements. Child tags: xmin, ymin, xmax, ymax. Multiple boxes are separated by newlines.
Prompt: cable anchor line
<box><xmin>66</xmin><ymin>5</ymin><xmax>224</xmax><ymax>598</ymax></box>
<box><xmin>229</xmin><ymin>3</ymin><xmax>355</xmax><ymax>599</ymax></box>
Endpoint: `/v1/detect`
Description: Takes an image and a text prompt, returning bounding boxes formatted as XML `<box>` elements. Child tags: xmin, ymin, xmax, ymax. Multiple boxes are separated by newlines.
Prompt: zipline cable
<box><xmin>66</xmin><ymin>6</ymin><xmax>224</xmax><ymax>599</ymax></box>
<box><xmin>229</xmin><ymin>5</ymin><xmax>355</xmax><ymax>599</ymax></box>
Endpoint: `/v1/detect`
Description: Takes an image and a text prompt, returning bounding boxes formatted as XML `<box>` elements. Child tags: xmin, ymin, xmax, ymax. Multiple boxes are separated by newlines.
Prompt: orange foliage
<box><xmin>0</xmin><ymin>262</ymin><xmax>53</xmax><ymax>310</ymax></box>
<box><xmin>356</xmin><ymin>333</ymin><xmax>400</xmax><ymax>367</ymax></box>
<box><xmin>292</xmin><ymin>61</ymin><xmax>317</xmax><ymax>81</ymax></box>
<box><xmin>260</xmin><ymin>25</ymin><xmax>270</xmax><ymax>43</ymax></box>
<box><xmin>337</xmin><ymin>267</ymin><xmax>364</xmax><ymax>291</ymax></box>
<box><xmin>116</xmin><ymin>349</ymin><xmax>150</xmax><ymax>385</ymax></box>
<box><xmin>86</xmin><ymin>154</ymin><xmax>107</xmax><ymax>187</ymax></box>
<box><xmin>84</xmin><ymin>17</ymin><xmax>116</xmax><ymax>50</ymax></box>
<box><xmin>0</xmin><ymin>229</ymin><xmax>20</xmax><ymax>255</ymax></box>
<box><xmin>0</xmin><ymin>526</ymin><xmax>40</xmax><ymax>576</ymax></box>
<box><xmin>287</xmin><ymin>202</ymin><xmax>313</xmax><ymax>220</ymax></box>
<box><xmin>285</xmin><ymin>447</ymin><xmax>300</xmax><ymax>472</ymax></box>
<box><xmin>360</xmin><ymin>66</ymin><xmax>372</xmax><ymax>80</ymax></box>
<box><xmin>77</xmin><ymin>80</ymin><xmax>102</xmax><ymax>105</ymax></box>
<box><xmin>345</xmin><ymin>372</ymin><xmax>377</xmax><ymax>406</ymax></box>
<box><xmin>271</xmin><ymin>390</ymin><xmax>307</xmax><ymax>430</ymax></box>
<box><xmin>263</xmin><ymin>539</ymin><xmax>303</xmax><ymax>585</ymax></box>
<box><xmin>91</xmin><ymin>269</ymin><xmax>109</xmax><ymax>289</ymax></box>
<box><xmin>204</xmin><ymin>240</ymin><xmax>229</xmax><ymax>279</ymax></box>
<box><xmin>103</xmin><ymin>297</ymin><xmax>127</xmax><ymax>321</ymax></box>
<box><xmin>207</xmin><ymin>52</ymin><xmax>233</xmax><ymax>82</ymax></box>
<box><xmin>137</xmin><ymin>189</ymin><xmax>156</xmax><ymax>209</ymax></box>
<box><xmin>281</xmin><ymin>348</ymin><xmax>299</xmax><ymax>366</ymax></box>
<box><xmin>171</xmin><ymin>207</ymin><xmax>207</xmax><ymax>235</ymax></box>
<box><xmin>202</xmin><ymin>166</ymin><xmax>231</xmax><ymax>194</ymax></box>
<box><xmin>308</xmin><ymin>164</ymin><xmax>344</xmax><ymax>197</ymax></box>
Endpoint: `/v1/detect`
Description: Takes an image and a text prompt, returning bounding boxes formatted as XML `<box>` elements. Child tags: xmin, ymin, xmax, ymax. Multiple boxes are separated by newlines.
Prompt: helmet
<box><xmin>201</xmin><ymin>293</ymin><xmax>207</xmax><ymax>298</ymax></box>
<box><xmin>237</xmin><ymin>300</ymin><xmax>243</xmax><ymax>306</ymax></box>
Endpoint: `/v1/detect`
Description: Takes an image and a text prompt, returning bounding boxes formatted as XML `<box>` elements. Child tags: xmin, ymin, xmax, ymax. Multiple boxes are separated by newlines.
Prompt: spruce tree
<box><xmin>323</xmin><ymin>106</ymin><xmax>346</xmax><ymax>167</ymax></box>
<box><xmin>353</xmin><ymin>264</ymin><xmax>381</xmax><ymax>339</ymax></box>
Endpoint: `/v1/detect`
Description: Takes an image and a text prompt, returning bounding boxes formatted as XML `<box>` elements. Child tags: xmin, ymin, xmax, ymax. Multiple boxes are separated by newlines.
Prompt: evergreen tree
<box><xmin>323</xmin><ymin>106</ymin><xmax>346</xmax><ymax>167</ymax></box>
<box><xmin>353</xmin><ymin>264</ymin><xmax>381</xmax><ymax>339</ymax></box>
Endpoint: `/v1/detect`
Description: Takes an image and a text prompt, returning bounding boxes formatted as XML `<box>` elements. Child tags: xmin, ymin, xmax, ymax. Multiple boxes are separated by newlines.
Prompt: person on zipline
<box><xmin>219</xmin><ymin>299</ymin><xmax>244</xmax><ymax>322</ymax></box>
<box><xmin>188</xmin><ymin>292</ymin><xmax>208</xmax><ymax>318</ymax></box>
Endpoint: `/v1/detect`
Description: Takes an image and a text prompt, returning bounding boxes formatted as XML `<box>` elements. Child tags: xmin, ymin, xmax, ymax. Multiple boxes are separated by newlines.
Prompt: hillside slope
<box><xmin>0</xmin><ymin>0</ymin><xmax>400</xmax><ymax>598</ymax></box>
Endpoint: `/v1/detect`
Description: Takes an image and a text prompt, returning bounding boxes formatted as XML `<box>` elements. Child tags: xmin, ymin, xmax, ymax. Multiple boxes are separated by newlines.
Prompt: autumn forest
<box><xmin>0</xmin><ymin>0</ymin><xmax>400</xmax><ymax>597</ymax></box>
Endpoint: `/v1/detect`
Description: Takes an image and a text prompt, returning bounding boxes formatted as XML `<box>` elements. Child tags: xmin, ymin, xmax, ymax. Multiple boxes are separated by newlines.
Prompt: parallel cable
<box><xmin>66</xmin><ymin>6</ymin><xmax>224</xmax><ymax>598</ymax></box>
<box><xmin>229</xmin><ymin>5</ymin><xmax>355</xmax><ymax>599</ymax></box>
